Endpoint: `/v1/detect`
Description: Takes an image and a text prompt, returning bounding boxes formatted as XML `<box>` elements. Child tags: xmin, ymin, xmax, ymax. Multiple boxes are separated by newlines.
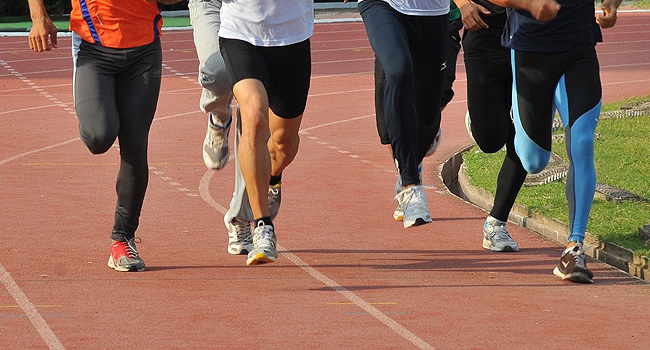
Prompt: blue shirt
<box><xmin>502</xmin><ymin>0</ymin><xmax>602</xmax><ymax>52</ymax></box>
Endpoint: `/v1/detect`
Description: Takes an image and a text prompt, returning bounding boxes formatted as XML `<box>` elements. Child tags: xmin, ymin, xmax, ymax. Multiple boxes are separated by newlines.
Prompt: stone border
<box><xmin>439</xmin><ymin>146</ymin><xmax>649</xmax><ymax>282</ymax></box>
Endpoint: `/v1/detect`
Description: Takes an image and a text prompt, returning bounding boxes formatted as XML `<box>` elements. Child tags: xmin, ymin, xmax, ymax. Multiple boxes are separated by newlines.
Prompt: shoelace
<box><xmin>489</xmin><ymin>222</ymin><xmax>512</xmax><ymax>241</ymax></box>
<box><xmin>123</xmin><ymin>237</ymin><xmax>141</xmax><ymax>258</ymax></box>
<box><xmin>232</xmin><ymin>220</ymin><xmax>252</xmax><ymax>240</ymax></box>
<box><xmin>568</xmin><ymin>245</ymin><xmax>588</xmax><ymax>269</ymax></box>
<box><xmin>396</xmin><ymin>187</ymin><xmax>425</xmax><ymax>212</ymax></box>
<box><xmin>254</xmin><ymin>224</ymin><xmax>275</xmax><ymax>249</ymax></box>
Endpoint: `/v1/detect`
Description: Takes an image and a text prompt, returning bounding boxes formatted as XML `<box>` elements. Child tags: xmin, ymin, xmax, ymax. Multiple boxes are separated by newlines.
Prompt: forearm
<box><xmin>28</xmin><ymin>0</ymin><xmax>49</xmax><ymax>22</ymax></box>
<box><xmin>487</xmin><ymin>0</ymin><xmax>560</xmax><ymax>21</ymax></box>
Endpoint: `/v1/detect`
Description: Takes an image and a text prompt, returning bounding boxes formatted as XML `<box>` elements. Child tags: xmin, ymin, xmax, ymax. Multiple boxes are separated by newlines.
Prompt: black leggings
<box><xmin>462</xmin><ymin>13</ymin><xmax>527</xmax><ymax>222</ymax></box>
<box><xmin>74</xmin><ymin>39</ymin><xmax>162</xmax><ymax>241</ymax></box>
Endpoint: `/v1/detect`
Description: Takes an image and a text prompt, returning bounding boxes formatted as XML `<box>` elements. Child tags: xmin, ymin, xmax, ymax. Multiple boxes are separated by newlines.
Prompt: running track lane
<box><xmin>0</xmin><ymin>12</ymin><xmax>649</xmax><ymax>349</ymax></box>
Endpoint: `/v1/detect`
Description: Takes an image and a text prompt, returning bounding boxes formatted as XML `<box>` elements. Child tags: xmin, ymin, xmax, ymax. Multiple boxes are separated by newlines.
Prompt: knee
<box><xmin>475</xmin><ymin>137</ymin><xmax>505</xmax><ymax>154</ymax></box>
<box><xmin>79</xmin><ymin>125</ymin><xmax>116</xmax><ymax>155</ymax></box>
<box><xmin>383</xmin><ymin>59</ymin><xmax>411</xmax><ymax>83</ymax></box>
<box><xmin>519</xmin><ymin>152</ymin><xmax>550</xmax><ymax>174</ymax></box>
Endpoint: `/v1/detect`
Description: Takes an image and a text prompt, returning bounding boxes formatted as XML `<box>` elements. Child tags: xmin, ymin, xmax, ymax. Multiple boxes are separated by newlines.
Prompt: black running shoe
<box><xmin>553</xmin><ymin>242</ymin><xmax>593</xmax><ymax>283</ymax></box>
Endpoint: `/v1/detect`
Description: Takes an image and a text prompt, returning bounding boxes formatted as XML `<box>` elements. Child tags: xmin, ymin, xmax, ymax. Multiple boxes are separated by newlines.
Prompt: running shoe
<box><xmin>246</xmin><ymin>221</ymin><xmax>278</xmax><ymax>265</ymax></box>
<box><xmin>482</xmin><ymin>216</ymin><xmax>519</xmax><ymax>252</ymax></box>
<box><xmin>553</xmin><ymin>242</ymin><xmax>594</xmax><ymax>283</ymax></box>
<box><xmin>394</xmin><ymin>163</ymin><xmax>423</xmax><ymax>221</ymax></box>
<box><xmin>465</xmin><ymin>110</ymin><xmax>475</xmax><ymax>143</ymax></box>
<box><xmin>268</xmin><ymin>182</ymin><xmax>282</xmax><ymax>220</ymax></box>
<box><xmin>202</xmin><ymin>115</ymin><xmax>231</xmax><ymax>170</ymax></box>
<box><xmin>425</xmin><ymin>127</ymin><xmax>442</xmax><ymax>157</ymax></box>
<box><xmin>394</xmin><ymin>185</ymin><xmax>432</xmax><ymax>228</ymax></box>
<box><xmin>108</xmin><ymin>238</ymin><xmax>145</xmax><ymax>272</ymax></box>
<box><xmin>226</xmin><ymin>217</ymin><xmax>253</xmax><ymax>255</ymax></box>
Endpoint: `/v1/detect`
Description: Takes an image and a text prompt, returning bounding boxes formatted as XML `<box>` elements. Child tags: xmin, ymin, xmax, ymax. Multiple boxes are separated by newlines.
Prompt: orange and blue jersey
<box><xmin>70</xmin><ymin>0</ymin><xmax>163</xmax><ymax>49</ymax></box>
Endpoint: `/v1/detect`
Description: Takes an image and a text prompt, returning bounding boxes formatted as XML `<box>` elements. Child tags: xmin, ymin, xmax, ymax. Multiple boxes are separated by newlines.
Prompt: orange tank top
<box><xmin>70</xmin><ymin>0</ymin><xmax>163</xmax><ymax>49</ymax></box>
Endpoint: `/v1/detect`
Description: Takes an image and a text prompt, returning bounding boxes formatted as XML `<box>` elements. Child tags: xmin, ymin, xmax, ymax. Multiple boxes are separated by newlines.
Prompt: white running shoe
<box><xmin>246</xmin><ymin>221</ymin><xmax>278</xmax><ymax>265</ymax></box>
<box><xmin>394</xmin><ymin>164</ymin><xmax>423</xmax><ymax>221</ymax></box>
<box><xmin>226</xmin><ymin>217</ymin><xmax>253</xmax><ymax>255</ymax></box>
<box><xmin>202</xmin><ymin>115</ymin><xmax>231</xmax><ymax>170</ymax></box>
<box><xmin>394</xmin><ymin>185</ymin><xmax>432</xmax><ymax>228</ymax></box>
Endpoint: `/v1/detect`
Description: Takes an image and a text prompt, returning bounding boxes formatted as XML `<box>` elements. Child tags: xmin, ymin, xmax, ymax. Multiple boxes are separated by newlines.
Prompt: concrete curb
<box><xmin>439</xmin><ymin>146</ymin><xmax>650</xmax><ymax>282</ymax></box>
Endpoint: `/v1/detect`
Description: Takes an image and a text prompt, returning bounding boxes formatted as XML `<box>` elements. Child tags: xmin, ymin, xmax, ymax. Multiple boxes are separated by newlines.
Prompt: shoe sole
<box><xmin>246</xmin><ymin>252</ymin><xmax>277</xmax><ymax>265</ymax></box>
<box><xmin>393</xmin><ymin>208</ymin><xmax>403</xmax><ymax>221</ymax></box>
<box><xmin>202</xmin><ymin>142</ymin><xmax>229</xmax><ymax>170</ymax></box>
<box><xmin>403</xmin><ymin>216</ymin><xmax>432</xmax><ymax>228</ymax></box>
<box><xmin>482</xmin><ymin>238</ymin><xmax>520</xmax><ymax>252</ymax></box>
<box><xmin>107</xmin><ymin>256</ymin><xmax>145</xmax><ymax>272</ymax></box>
<box><xmin>553</xmin><ymin>267</ymin><xmax>594</xmax><ymax>283</ymax></box>
<box><xmin>228</xmin><ymin>244</ymin><xmax>253</xmax><ymax>255</ymax></box>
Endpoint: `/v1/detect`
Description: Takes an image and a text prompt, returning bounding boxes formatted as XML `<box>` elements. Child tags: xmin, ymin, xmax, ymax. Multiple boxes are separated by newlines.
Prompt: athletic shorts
<box><xmin>219</xmin><ymin>37</ymin><xmax>311</xmax><ymax>119</ymax></box>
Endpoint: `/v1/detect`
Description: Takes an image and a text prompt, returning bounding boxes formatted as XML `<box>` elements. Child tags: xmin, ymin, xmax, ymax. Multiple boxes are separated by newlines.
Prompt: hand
<box><xmin>596</xmin><ymin>0</ymin><xmax>621</xmax><ymax>28</ymax></box>
<box><xmin>524</xmin><ymin>0</ymin><xmax>561</xmax><ymax>22</ymax></box>
<box><xmin>28</xmin><ymin>17</ymin><xmax>58</xmax><ymax>52</ymax></box>
<box><xmin>458</xmin><ymin>0</ymin><xmax>490</xmax><ymax>30</ymax></box>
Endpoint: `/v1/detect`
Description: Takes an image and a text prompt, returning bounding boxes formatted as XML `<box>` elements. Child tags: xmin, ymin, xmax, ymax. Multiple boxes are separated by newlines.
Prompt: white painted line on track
<box><xmin>0</xmin><ymin>262</ymin><xmax>65</xmax><ymax>350</ymax></box>
<box><xmin>197</xmin><ymin>169</ymin><xmax>435</xmax><ymax>349</ymax></box>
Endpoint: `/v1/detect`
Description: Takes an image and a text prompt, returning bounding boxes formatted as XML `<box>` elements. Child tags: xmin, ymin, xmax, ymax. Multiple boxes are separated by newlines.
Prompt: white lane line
<box><xmin>198</xmin><ymin>119</ymin><xmax>434</xmax><ymax>350</ymax></box>
<box><xmin>0</xmin><ymin>262</ymin><xmax>65</xmax><ymax>350</ymax></box>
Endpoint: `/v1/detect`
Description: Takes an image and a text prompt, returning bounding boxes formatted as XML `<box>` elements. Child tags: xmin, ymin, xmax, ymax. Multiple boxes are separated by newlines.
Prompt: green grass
<box><xmin>463</xmin><ymin>97</ymin><xmax>650</xmax><ymax>257</ymax></box>
<box><xmin>630</xmin><ymin>0</ymin><xmax>650</xmax><ymax>9</ymax></box>
<box><xmin>0</xmin><ymin>15</ymin><xmax>190</xmax><ymax>32</ymax></box>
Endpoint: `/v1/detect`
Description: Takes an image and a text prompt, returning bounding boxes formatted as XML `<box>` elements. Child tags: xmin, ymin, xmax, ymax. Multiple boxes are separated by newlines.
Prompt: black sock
<box><xmin>254</xmin><ymin>217</ymin><xmax>274</xmax><ymax>228</ymax></box>
<box><xmin>270</xmin><ymin>174</ymin><xmax>282</xmax><ymax>186</ymax></box>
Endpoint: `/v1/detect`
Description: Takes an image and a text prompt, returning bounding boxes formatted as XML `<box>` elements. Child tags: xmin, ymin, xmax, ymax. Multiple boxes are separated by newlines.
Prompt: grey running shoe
<box><xmin>425</xmin><ymin>127</ymin><xmax>442</xmax><ymax>157</ymax></box>
<box><xmin>226</xmin><ymin>217</ymin><xmax>253</xmax><ymax>255</ymax></box>
<box><xmin>394</xmin><ymin>164</ymin><xmax>423</xmax><ymax>221</ymax></box>
<box><xmin>246</xmin><ymin>221</ymin><xmax>278</xmax><ymax>265</ymax></box>
<box><xmin>394</xmin><ymin>185</ymin><xmax>432</xmax><ymax>228</ymax></box>
<box><xmin>482</xmin><ymin>216</ymin><xmax>520</xmax><ymax>252</ymax></box>
<box><xmin>108</xmin><ymin>238</ymin><xmax>145</xmax><ymax>272</ymax></box>
<box><xmin>202</xmin><ymin>115</ymin><xmax>231</xmax><ymax>170</ymax></box>
<box><xmin>553</xmin><ymin>242</ymin><xmax>594</xmax><ymax>283</ymax></box>
<box><xmin>268</xmin><ymin>182</ymin><xmax>281</xmax><ymax>220</ymax></box>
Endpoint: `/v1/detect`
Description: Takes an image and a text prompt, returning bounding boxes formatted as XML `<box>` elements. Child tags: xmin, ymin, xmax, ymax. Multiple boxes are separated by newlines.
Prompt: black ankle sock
<box><xmin>270</xmin><ymin>174</ymin><xmax>282</xmax><ymax>186</ymax></box>
<box><xmin>255</xmin><ymin>217</ymin><xmax>274</xmax><ymax>228</ymax></box>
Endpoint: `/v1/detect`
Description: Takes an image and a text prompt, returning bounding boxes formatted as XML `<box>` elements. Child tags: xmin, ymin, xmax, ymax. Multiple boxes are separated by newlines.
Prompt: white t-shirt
<box><xmin>219</xmin><ymin>0</ymin><xmax>314</xmax><ymax>47</ymax></box>
<box><xmin>358</xmin><ymin>0</ymin><xmax>449</xmax><ymax>16</ymax></box>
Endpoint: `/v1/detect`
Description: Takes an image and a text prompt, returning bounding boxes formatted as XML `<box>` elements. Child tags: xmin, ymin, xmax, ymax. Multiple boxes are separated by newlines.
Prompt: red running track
<box><xmin>0</xmin><ymin>12</ymin><xmax>649</xmax><ymax>350</ymax></box>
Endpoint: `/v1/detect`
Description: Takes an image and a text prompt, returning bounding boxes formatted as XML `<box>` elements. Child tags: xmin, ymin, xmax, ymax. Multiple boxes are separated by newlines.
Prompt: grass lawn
<box><xmin>463</xmin><ymin>97</ymin><xmax>650</xmax><ymax>257</ymax></box>
<box><xmin>0</xmin><ymin>15</ymin><xmax>190</xmax><ymax>32</ymax></box>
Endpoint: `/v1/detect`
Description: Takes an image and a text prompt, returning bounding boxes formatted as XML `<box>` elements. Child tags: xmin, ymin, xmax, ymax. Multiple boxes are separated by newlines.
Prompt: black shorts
<box><xmin>219</xmin><ymin>37</ymin><xmax>311</xmax><ymax>119</ymax></box>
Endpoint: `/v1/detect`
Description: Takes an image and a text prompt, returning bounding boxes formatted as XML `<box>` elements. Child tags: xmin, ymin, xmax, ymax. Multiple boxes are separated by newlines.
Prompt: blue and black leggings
<box><xmin>511</xmin><ymin>44</ymin><xmax>601</xmax><ymax>243</ymax></box>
